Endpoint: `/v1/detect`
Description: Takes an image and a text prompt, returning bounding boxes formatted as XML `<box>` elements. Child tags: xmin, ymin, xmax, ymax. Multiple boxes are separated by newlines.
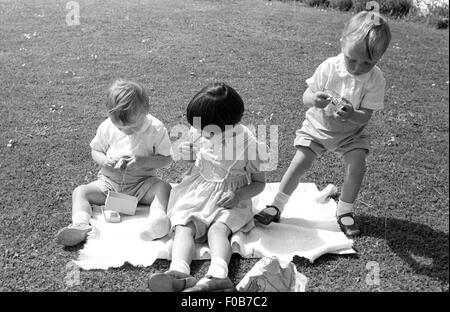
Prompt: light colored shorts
<box><xmin>92</xmin><ymin>175</ymin><xmax>166</xmax><ymax>202</ymax></box>
<box><xmin>294</xmin><ymin>128</ymin><xmax>370</xmax><ymax>156</ymax></box>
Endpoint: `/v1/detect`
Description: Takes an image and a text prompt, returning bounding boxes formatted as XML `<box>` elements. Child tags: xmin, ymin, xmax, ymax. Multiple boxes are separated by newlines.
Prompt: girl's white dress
<box><xmin>167</xmin><ymin>124</ymin><xmax>268</xmax><ymax>241</ymax></box>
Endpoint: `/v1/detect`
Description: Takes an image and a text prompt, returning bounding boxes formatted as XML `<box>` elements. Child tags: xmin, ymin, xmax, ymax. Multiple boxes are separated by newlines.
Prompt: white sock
<box><xmin>205</xmin><ymin>257</ymin><xmax>229</xmax><ymax>279</ymax></box>
<box><xmin>337</xmin><ymin>199</ymin><xmax>354</xmax><ymax>216</ymax></box>
<box><xmin>149</xmin><ymin>207</ymin><xmax>165</xmax><ymax>218</ymax></box>
<box><xmin>72</xmin><ymin>211</ymin><xmax>91</xmax><ymax>226</ymax></box>
<box><xmin>169</xmin><ymin>259</ymin><xmax>190</xmax><ymax>275</ymax></box>
<box><xmin>271</xmin><ymin>191</ymin><xmax>290</xmax><ymax>211</ymax></box>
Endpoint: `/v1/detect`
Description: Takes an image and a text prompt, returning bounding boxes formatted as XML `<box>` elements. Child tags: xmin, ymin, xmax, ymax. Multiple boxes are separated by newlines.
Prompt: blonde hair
<box><xmin>341</xmin><ymin>11</ymin><xmax>391</xmax><ymax>61</ymax></box>
<box><xmin>106</xmin><ymin>79</ymin><xmax>149</xmax><ymax>124</ymax></box>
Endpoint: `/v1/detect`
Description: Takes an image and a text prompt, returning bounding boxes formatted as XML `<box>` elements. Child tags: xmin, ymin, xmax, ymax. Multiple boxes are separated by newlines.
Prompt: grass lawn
<box><xmin>0</xmin><ymin>0</ymin><xmax>448</xmax><ymax>292</ymax></box>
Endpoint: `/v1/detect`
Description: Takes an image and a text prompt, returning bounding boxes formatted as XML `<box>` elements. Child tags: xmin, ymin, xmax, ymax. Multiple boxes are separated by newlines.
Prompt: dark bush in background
<box><xmin>285</xmin><ymin>0</ymin><xmax>448</xmax><ymax>29</ymax></box>
<box><xmin>329</xmin><ymin>0</ymin><xmax>354</xmax><ymax>11</ymax></box>
<box><xmin>305</xmin><ymin>0</ymin><xmax>330</xmax><ymax>7</ymax></box>
<box><xmin>353</xmin><ymin>0</ymin><xmax>412</xmax><ymax>18</ymax></box>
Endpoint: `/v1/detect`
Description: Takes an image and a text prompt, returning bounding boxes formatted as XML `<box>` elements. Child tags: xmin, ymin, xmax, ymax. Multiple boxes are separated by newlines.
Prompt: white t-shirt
<box><xmin>90</xmin><ymin>114</ymin><xmax>173</xmax><ymax>180</ymax></box>
<box><xmin>306</xmin><ymin>53</ymin><xmax>386</xmax><ymax>111</ymax></box>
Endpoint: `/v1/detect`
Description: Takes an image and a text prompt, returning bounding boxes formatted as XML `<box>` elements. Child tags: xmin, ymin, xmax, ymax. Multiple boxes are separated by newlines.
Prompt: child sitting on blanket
<box><xmin>147</xmin><ymin>83</ymin><xmax>269</xmax><ymax>292</ymax></box>
<box><xmin>56</xmin><ymin>79</ymin><xmax>173</xmax><ymax>246</ymax></box>
<box><xmin>255</xmin><ymin>11</ymin><xmax>391</xmax><ymax>237</ymax></box>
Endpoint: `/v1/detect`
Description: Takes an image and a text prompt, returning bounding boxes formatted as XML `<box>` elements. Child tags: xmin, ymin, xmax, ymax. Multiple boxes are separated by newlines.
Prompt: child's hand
<box><xmin>114</xmin><ymin>157</ymin><xmax>131</xmax><ymax>170</ymax></box>
<box><xmin>104</xmin><ymin>157</ymin><xmax>118</xmax><ymax>168</ymax></box>
<box><xmin>313</xmin><ymin>91</ymin><xmax>331</xmax><ymax>108</ymax></box>
<box><xmin>217</xmin><ymin>191</ymin><xmax>240</xmax><ymax>209</ymax></box>
<box><xmin>334</xmin><ymin>100</ymin><xmax>354</xmax><ymax>121</ymax></box>
<box><xmin>123</xmin><ymin>156</ymin><xmax>143</xmax><ymax>170</ymax></box>
<box><xmin>178</xmin><ymin>141</ymin><xmax>198</xmax><ymax>161</ymax></box>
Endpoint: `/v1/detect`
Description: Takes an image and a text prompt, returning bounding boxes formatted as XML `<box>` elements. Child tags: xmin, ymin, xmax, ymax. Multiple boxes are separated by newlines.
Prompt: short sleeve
<box><xmin>90</xmin><ymin>120</ymin><xmax>109</xmax><ymax>153</ymax></box>
<box><xmin>152</xmin><ymin>123</ymin><xmax>173</xmax><ymax>156</ymax></box>
<box><xmin>245</xmin><ymin>139</ymin><xmax>271</xmax><ymax>174</ymax></box>
<box><xmin>305</xmin><ymin>58</ymin><xmax>331</xmax><ymax>92</ymax></box>
<box><xmin>361</xmin><ymin>69</ymin><xmax>386</xmax><ymax>111</ymax></box>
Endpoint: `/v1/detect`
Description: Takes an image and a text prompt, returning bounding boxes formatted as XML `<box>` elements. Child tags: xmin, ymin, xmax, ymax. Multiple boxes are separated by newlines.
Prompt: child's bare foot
<box><xmin>139</xmin><ymin>212</ymin><xmax>170</xmax><ymax>241</ymax></box>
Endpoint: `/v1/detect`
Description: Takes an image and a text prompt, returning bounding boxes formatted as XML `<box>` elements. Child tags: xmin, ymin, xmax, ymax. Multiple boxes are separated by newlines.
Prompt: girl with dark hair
<box><xmin>147</xmin><ymin>83</ymin><xmax>269</xmax><ymax>292</ymax></box>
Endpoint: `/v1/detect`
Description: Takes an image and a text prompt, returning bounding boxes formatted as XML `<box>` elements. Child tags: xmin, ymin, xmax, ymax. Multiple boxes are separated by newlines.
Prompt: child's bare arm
<box><xmin>91</xmin><ymin>149</ymin><xmax>115</xmax><ymax>167</ymax></box>
<box><xmin>217</xmin><ymin>172</ymin><xmax>266</xmax><ymax>208</ymax></box>
<box><xmin>336</xmin><ymin>104</ymin><xmax>373</xmax><ymax>125</ymax></box>
<box><xmin>303</xmin><ymin>87</ymin><xmax>331</xmax><ymax>108</ymax></box>
<box><xmin>347</xmin><ymin>108</ymin><xmax>373</xmax><ymax>125</ymax></box>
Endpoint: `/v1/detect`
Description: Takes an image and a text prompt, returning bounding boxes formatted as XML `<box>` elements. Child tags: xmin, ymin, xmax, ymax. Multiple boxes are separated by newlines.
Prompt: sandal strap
<box><xmin>336</xmin><ymin>212</ymin><xmax>360</xmax><ymax>237</ymax></box>
<box><xmin>337</xmin><ymin>212</ymin><xmax>355</xmax><ymax>220</ymax></box>
<box><xmin>254</xmin><ymin>205</ymin><xmax>281</xmax><ymax>225</ymax></box>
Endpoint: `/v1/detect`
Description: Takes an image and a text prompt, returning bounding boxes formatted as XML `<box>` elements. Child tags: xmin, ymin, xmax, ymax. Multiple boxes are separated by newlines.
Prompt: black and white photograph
<box><xmin>0</xmin><ymin>0</ymin><xmax>448</xmax><ymax>297</ymax></box>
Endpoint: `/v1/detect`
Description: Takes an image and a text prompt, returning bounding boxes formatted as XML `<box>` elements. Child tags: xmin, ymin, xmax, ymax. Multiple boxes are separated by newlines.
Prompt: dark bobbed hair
<box><xmin>186</xmin><ymin>82</ymin><xmax>244</xmax><ymax>131</ymax></box>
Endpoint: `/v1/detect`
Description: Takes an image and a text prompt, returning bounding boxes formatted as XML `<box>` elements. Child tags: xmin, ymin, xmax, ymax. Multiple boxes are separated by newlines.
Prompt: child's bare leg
<box><xmin>184</xmin><ymin>222</ymin><xmax>234</xmax><ymax>292</ymax></box>
<box><xmin>57</xmin><ymin>183</ymin><xmax>106</xmax><ymax>246</ymax></box>
<box><xmin>279</xmin><ymin>146</ymin><xmax>317</xmax><ymax>195</ymax></box>
<box><xmin>140</xmin><ymin>181</ymin><xmax>171</xmax><ymax>240</ymax></box>
<box><xmin>256</xmin><ymin>146</ymin><xmax>316</xmax><ymax>225</ymax></box>
<box><xmin>337</xmin><ymin>148</ymin><xmax>367</xmax><ymax>236</ymax></box>
<box><xmin>170</xmin><ymin>223</ymin><xmax>196</xmax><ymax>274</ymax></box>
<box><xmin>72</xmin><ymin>183</ymin><xmax>106</xmax><ymax>225</ymax></box>
<box><xmin>206</xmin><ymin>222</ymin><xmax>232</xmax><ymax>278</ymax></box>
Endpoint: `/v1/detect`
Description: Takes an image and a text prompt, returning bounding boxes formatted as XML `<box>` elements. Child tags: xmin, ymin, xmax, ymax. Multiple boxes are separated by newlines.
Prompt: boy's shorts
<box><xmin>294</xmin><ymin>128</ymin><xmax>370</xmax><ymax>156</ymax></box>
<box><xmin>92</xmin><ymin>175</ymin><xmax>166</xmax><ymax>202</ymax></box>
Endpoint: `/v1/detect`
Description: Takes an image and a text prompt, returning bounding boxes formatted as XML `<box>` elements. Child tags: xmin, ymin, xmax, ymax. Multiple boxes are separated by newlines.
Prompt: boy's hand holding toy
<box><xmin>323</xmin><ymin>89</ymin><xmax>354</xmax><ymax>122</ymax></box>
<box><xmin>313</xmin><ymin>91</ymin><xmax>332</xmax><ymax>108</ymax></box>
<box><xmin>334</xmin><ymin>101</ymin><xmax>354</xmax><ymax>121</ymax></box>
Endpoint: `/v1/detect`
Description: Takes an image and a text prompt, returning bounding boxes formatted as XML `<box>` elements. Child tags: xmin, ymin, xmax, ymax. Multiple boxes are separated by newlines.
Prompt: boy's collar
<box><xmin>335</xmin><ymin>53</ymin><xmax>372</xmax><ymax>82</ymax></box>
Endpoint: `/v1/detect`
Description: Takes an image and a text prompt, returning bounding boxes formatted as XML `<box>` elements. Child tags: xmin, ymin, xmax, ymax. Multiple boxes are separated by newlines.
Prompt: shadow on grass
<box><xmin>359</xmin><ymin>214</ymin><xmax>449</xmax><ymax>284</ymax></box>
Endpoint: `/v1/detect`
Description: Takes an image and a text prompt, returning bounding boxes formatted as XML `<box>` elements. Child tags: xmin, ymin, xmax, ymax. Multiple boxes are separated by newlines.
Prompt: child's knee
<box><xmin>155</xmin><ymin>180</ymin><xmax>172</xmax><ymax>194</ymax></box>
<box><xmin>291</xmin><ymin>147</ymin><xmax>316</xmax><ymax>170</ymax></box>
<box><xmin>72</xmin><ymin>185</ymin><xmax>89</xmax><ymax>198</ymax></box>
<box><xmin>175</xmin><ymin>222</ymin><xmax>196</xmax><ymax>236</ymax></box>
<box><xmin>208</xmin><ymin>222</ymin><xmax>231</xmax><ymax>238</ymax></box>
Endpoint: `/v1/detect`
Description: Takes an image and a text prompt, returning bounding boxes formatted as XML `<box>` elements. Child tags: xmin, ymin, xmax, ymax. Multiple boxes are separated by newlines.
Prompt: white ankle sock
<box><xmin>72</xmin><ymin>211</ymin><xmax>91</xmax><ymax>226</ymax></box>
<box><xmin>206</xmin><ymin>257</ymin><xmax>229</xmax><ymax>279</ymax></box>
<box><xmin>169</xmin><ymin>259</ymin><xmax>190</xmax><ymax>275</ymax></box>
<box><xmin>337</xmin><ymin>199</ymin><xmax>354</xmax><ymax>216</ymax></box>
<box><xmin>271</xmin><ymin>191</ymin><xmax>290</xmax><ymax>211</ymax></box>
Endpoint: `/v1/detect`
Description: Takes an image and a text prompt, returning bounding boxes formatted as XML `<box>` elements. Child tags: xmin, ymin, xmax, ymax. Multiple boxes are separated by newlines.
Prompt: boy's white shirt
<box><xmin>90</xmin><ymin>114</ymin><xmax>173</xmax><ymax>160</ymax></box>
<box><xmin>306</xmin><ymin>53</ymin><xmax>386</xmax><ymax>111</ymax></box>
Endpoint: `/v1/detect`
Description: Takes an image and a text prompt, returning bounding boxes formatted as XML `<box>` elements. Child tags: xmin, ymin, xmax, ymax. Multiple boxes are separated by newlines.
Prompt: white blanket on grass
<box><xmin>74</xmin><ymin>183</ymin><xmax>355</xmax><ymax>270</ymax></box>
